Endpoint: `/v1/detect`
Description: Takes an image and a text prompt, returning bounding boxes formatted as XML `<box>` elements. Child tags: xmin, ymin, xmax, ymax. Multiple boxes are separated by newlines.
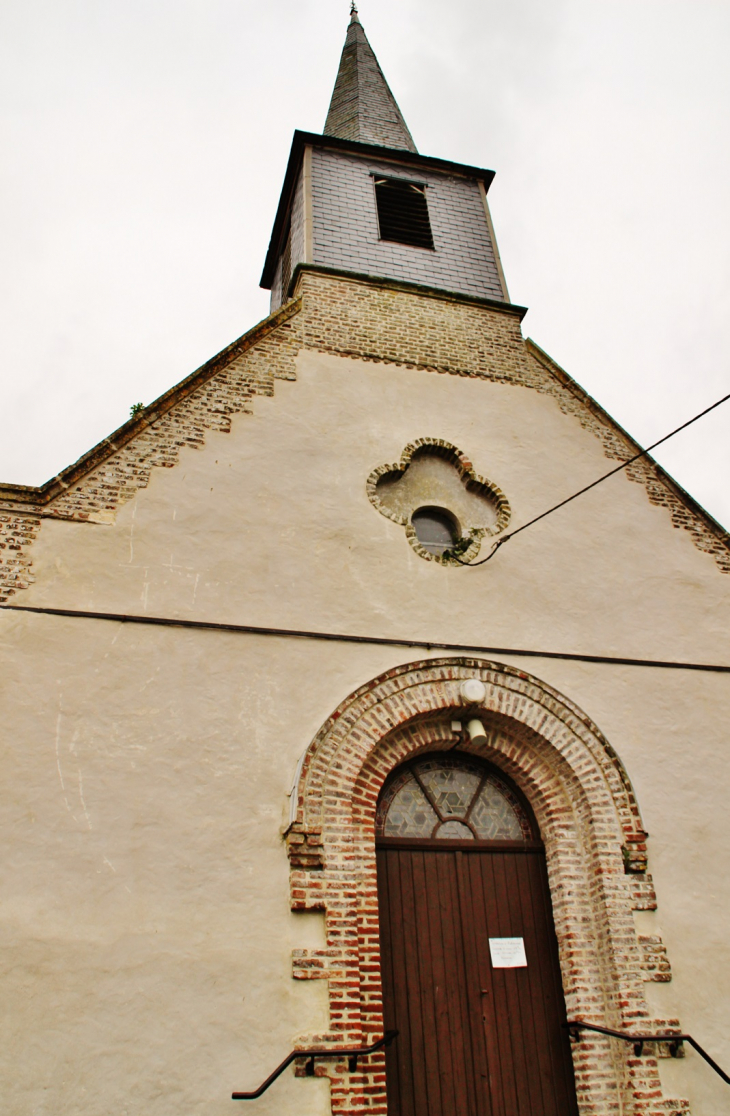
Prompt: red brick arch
<box><xmin>287</xmin><ymin>658</ymin><xmax>687</xmax><ymax>1116</ymax></box>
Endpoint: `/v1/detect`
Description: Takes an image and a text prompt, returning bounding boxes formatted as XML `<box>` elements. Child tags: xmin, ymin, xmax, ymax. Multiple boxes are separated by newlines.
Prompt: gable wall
<box><xmin>2</xmin><ymin>270</ymin><xmax>730</xmax><ymax>1115</ymax></box>
<box><xmin>18</xmin><ymin>347</ymin><xmax>730</xmax><ymax>661</ymax></box>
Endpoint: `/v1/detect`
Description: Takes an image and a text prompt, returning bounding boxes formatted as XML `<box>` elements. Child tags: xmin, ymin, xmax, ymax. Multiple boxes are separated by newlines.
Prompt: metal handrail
<box><xmin>231</xmin><ymin>1030</ymin><xmax>398</xmax><ymax>1100</ymax></box>
<box><xmin>565</xmin><ymin>1020</ymin><xmax>730</xmax><ymax>1085</ymax></box>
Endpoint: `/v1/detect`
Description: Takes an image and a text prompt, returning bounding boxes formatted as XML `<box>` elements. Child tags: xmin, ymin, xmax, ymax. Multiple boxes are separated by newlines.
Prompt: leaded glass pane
<box><xmin>470</xmin><ymin>778</ymin><xmax>530</xmax><ymax>840</ymax></box>
<box><xmin>382</xmin><ymin>774</ymin><xmax>438</xmax><ymax>837</ymax></box>
<box><xmin>377</xmin><ymin>756</ymin><xmax>532</xmax><ymax>841</ymax></box>
<box><xmin>436</xmin><ymin>820</ymin><xmax>474</xmax><ymax>840</ymax></box>
<box><xmin>417</xmin><ymin>759</ymin><xmax>481</xmax><ymax>818</ymax></box>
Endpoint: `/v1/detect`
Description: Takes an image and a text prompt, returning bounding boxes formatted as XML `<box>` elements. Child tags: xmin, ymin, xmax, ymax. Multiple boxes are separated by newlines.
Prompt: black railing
<box><xmin>565</xmin><ymin>1020</ymin><xmax>730</xmax><ymax>1085</ymax></box>
<box><xmin>232</xmin><ymin>1030</ymin><xmax>398</xmax><ymax>1100</ymax></box>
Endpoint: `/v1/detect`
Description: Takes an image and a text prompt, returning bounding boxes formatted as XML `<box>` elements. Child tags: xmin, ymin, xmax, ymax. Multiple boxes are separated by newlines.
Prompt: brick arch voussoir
<box><xmin>295</xmin><ymin>658</ymin><xmax>644</xmax><ymax>851</ymax></box>
<box><xmin>289</xmin><ymin>659</ymin><xmax>679</xmax><ymax>1116</ymax></box>
<box><xmin>354</xmin><ymin>715</ymin><xmax>629</xmax><ymax>993</ymax></box>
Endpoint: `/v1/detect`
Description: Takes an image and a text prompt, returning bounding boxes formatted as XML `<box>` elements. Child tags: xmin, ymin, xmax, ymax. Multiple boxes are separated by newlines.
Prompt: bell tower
<box><xmin>261</xmin><ymin>7</ymin><xmax>510</xmax><ymax>311</ymax></box>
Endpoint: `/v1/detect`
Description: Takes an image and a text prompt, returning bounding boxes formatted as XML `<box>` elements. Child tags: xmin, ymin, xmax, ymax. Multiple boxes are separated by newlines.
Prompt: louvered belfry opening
<box><xmin>374</xmin><ymin>177</ymin><xmax>434</xmax><ymax>250</ymax></box>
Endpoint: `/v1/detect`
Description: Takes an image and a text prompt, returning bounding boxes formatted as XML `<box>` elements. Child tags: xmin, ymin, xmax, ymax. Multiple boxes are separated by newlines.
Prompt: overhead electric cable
<box><xmin>2</xmin><ymin>603</ymin><xmax>730</xmax><ymax>673</ymax></box>
<box><xmin>454</xmin><ymin>388</ymin><xmax>730</xmax><ymax>566</ymax></box>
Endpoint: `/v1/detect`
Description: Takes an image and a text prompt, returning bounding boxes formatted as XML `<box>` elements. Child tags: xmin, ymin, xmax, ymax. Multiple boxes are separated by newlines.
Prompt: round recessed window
<box><xmin>411</xmin><ymin>506</ymin><xmax>460</xmax><ymax>555</ymax></box>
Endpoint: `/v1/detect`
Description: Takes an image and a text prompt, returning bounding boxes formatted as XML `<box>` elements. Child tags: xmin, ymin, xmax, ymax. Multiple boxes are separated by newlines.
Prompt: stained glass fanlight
<box><xmin>376</xmin><ymin>755</ymin><xmax>533</xmax><ymax>841</ymax></box>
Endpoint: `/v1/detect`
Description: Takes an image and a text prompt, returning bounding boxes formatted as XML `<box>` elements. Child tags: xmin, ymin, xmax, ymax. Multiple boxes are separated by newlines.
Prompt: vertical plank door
<box><xmin>376</xmin><ymin>841</ymin><xmax>579</xmax><ymax>1116</ymax></box>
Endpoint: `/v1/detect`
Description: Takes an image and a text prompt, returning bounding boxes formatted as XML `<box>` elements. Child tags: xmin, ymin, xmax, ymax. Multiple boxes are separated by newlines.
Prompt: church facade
<box><xmin>2</xmin><ymin>12</ymin><xmax>729</xmax><ymax>1116</ymax></box>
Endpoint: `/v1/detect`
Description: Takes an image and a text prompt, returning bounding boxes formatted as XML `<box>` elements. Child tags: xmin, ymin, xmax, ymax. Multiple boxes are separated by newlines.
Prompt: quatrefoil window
<box><xmin>366</xmin><ymin>439</ymin><xmax>510</xmax><ymax>564</ymax></box>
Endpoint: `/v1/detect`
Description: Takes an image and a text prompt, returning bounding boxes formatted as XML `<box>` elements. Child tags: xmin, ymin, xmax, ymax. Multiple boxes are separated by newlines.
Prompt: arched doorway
<box><xmin>375</xmin><ymin>753</ymin><xmax>579</xmax><ymax>1116</ymax></box>
<box><xmin>288</xmin><ymin>658</ymin><xmax>685</xmax><ymax>1116</ymax></box>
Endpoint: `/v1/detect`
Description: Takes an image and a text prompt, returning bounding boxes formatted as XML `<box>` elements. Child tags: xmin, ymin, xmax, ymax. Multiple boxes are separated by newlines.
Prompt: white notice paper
<box><xmin>489</xmin><ymin>937</ymin><xmax>527</xmax><ymax>968</ymax></box>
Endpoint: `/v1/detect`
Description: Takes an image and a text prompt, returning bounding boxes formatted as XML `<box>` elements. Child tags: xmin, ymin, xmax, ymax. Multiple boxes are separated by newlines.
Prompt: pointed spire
<box><xmin>324</xmin><ymin>11</ymin><xmax>417</xmax><ymax>152</ymax></box>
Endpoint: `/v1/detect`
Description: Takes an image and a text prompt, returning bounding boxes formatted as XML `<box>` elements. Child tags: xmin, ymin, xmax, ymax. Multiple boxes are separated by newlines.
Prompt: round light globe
<box><xmin>460</xmin><ymin>678</ymin><xmax>487</xmax><ymax>703</ymax></box>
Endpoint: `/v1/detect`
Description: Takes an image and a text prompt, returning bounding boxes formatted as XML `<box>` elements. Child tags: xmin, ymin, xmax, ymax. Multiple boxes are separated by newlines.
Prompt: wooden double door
<box><xmin>376</xmin><ymin>840</ymin><xmax>579</xmax><ymax>1116</ymax></box>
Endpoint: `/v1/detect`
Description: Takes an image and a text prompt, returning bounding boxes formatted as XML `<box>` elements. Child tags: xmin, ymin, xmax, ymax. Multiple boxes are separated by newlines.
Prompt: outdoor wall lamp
<box><xmin>458</xmin><ymin>678</ymin><xmax>488</xmax><ymax>745</ymax></box>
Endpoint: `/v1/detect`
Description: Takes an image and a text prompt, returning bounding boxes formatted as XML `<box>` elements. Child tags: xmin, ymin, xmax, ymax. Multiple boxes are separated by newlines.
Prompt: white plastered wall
<box><xmin>2</xmin><ymin>349</ymin><xmax>730</xmax><ymax>1114</ymax></box>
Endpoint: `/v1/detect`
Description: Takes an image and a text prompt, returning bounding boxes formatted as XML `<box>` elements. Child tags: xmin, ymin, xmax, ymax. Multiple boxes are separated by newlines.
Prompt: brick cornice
<box><xmin>289</xmin><ymin>261</ymin><xmax>529</xmax><ymax>319</ymax></box>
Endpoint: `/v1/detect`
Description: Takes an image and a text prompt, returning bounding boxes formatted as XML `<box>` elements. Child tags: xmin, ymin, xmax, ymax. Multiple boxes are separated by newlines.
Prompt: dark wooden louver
<box><xmin>375</xmin><ymin>178</ymin><xmax>434</xmax><ymax>250</ymax></box>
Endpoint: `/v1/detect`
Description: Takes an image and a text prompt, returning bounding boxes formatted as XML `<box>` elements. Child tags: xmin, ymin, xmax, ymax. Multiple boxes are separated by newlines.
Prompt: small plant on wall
<box><xmin>441</xmin><ymin>529</ymin><xmax>480</xmax><ymax>561</ymax></box>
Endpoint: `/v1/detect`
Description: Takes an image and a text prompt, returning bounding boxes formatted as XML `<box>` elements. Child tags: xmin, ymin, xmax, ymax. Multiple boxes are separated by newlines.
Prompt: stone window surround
<box><xmin>366</xmin><ymin>437</ymin><xmax>511</xmax><ymax>565</ymax></box>
<box><xmin>287</xmin><ymin>657</ymin><xmax>688</xmax><ymax>1116</ymax></box>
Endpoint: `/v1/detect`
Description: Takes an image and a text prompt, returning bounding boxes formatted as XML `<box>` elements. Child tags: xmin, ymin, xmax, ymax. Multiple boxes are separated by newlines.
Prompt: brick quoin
<box><xmin>288</xmin><ymin>657</ymin><xmax>690</xmax><ymax>1116</ymax></box>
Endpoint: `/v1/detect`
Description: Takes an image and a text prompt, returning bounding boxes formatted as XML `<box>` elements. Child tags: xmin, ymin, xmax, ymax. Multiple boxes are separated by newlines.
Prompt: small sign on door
<box><xmin>489</xmin><ymin>937</ymin><xmax>527</xmax><ymax>968</ymax></box>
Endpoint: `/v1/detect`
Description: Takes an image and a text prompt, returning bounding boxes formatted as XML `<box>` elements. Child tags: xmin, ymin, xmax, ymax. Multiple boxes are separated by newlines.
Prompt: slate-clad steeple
<box><xmin>324</xmin><ymin>7</ymin><xmax>417</xmax><ymax>153</ymax></box>
<box><xmin>263</xmin><ymin>10</ymin><xmax>511</xmax><ymax>312</ymax></box>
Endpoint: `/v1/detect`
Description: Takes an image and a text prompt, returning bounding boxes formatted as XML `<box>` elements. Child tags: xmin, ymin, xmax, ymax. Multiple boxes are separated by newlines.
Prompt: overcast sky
<box><xmin>2</xmin><ymin>0</ymin><xmax>729</xmax><ymax>529</ymax></box>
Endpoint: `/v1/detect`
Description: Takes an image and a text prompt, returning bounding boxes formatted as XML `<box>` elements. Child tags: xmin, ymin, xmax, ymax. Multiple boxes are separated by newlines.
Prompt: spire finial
<box><xmin>350</xmin><ymin>1</ymin><xmax>359</xmax><ymax>22</ymax></box>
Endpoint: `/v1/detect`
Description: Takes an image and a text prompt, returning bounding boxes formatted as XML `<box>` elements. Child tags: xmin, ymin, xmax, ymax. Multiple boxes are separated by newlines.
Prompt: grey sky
<box><xmin>2</xmin><ymin>0</ymin><xmax>729</xmax><ymax>531</ymax></box>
